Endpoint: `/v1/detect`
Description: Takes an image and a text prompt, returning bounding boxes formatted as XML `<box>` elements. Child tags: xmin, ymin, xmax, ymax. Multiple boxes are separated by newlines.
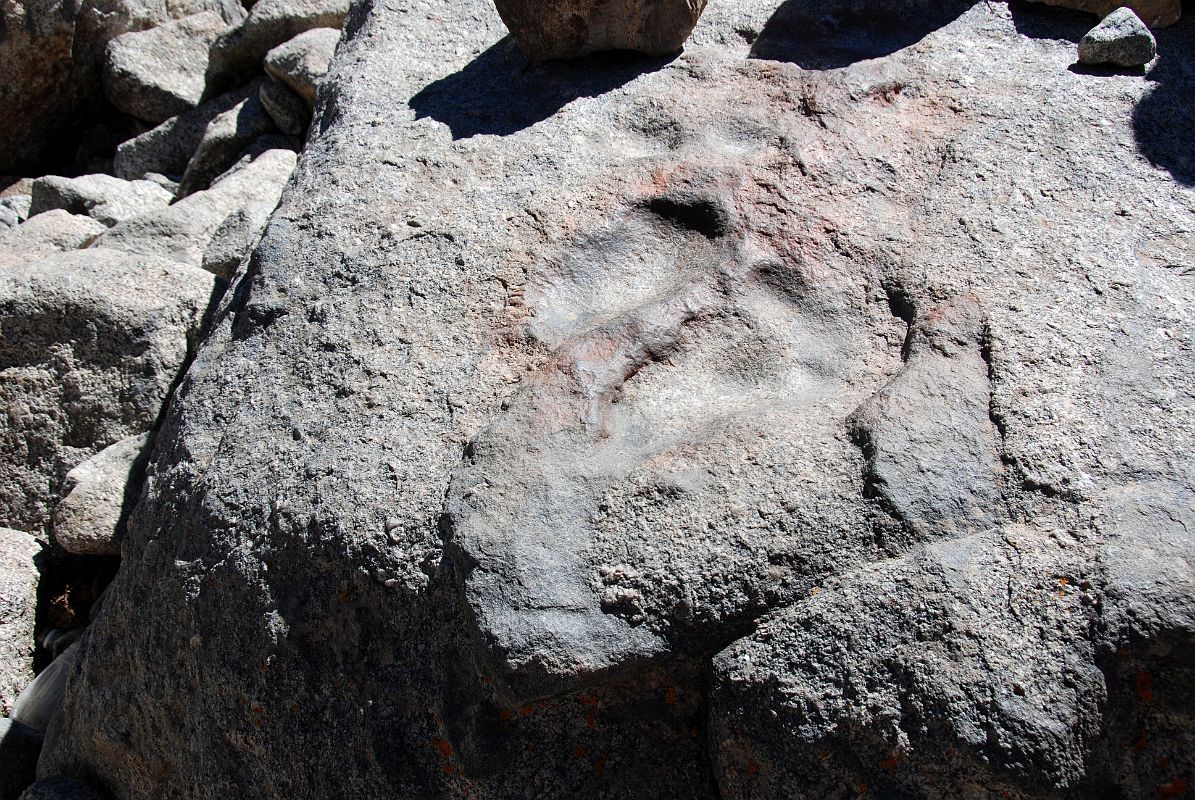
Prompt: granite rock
<box><xmin>29</xmin><ymin>175</ymin><xmax>173</xmax><ymax>228</ymax></box>
<box><xmin>52</xmin><ymin>433</ymin><xmax>153</xmax><ymax>556</ymax></box>
<box><xmin>1078</xmin><ymin>6</ymin><xmax>1157</xmax><ymax>66</ymax></box>
<box><xmin>264</xmin><ymin>27</ymin><xmax>339</xmax><ymax>105</ymax></box>
<box><xmin>0</xmin><ymin>213</ymin><xmax>107</xmax><ymax>267</ymax></box>
<box><xmin>0</xmin><ymin>528</ymin><xmax>41</xmax><ymax>717</ymax></box>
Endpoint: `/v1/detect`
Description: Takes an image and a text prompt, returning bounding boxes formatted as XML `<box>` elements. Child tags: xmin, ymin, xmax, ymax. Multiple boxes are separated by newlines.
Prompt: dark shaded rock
<box><xmin>1030</xmin><ymin>0</ymin><xmax>1179</xmax><ymax>28</ymax></box>
<box><xmin>18</xmin><ymin>777</ymin><xmax>104</xmax><ymax>800</ymax></box>
<box><xmin>0</xmin><ymin>719</ymin><xmax>43</xmax><ymax>800</ymax></box>
<box><xmin>259</xmin><ymin>78</ymin><xmax>309</xmax><ymax>136</ymax></box>
<box><xmin>1078</xmin><ymin>6</ymin><xmax>1157</xmax><ymax>66</ymax></box>
<box><xmin>495</xmin><ymin>0</ymin><xmax>708</xmax><ymax>59</ymax></box>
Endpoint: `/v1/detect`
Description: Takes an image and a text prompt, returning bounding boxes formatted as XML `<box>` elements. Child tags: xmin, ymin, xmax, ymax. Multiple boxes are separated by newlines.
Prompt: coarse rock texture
<box><xmin>264</xmin><ymin>27</ymin><xmax>340</xmax><ymax>105</ymax></box>
<box><xmin>1030</xmin><ymin>0</ymin><xmax>1180</xmax><ymax>28</ymax></box>
<box><xmin>96</xmin><ymin>147</ymin><xmax>298</xmax><ymax>268</ymax></box>
<box><xmin>0</xmin><ymin>0</ymin><xmax>246</xmax><ymax>172</ymax></box>
<box><xmin>177</xmin><ymin>93</ymin><xmax>278</xmax><ymax>197</ymax></box>
<box><xmin>259</xmin><ymin>78</ymin><xmax>311</xmax><ymax>135</ymax></box>
<box><xmin>1078</xmin><ymin>6</ymin><xmax>1157</xmax><ymax>66</ymax></box>
<box><xmin>0</xmin><ymin>528</ymin><xmax>41</xmax><ymax>716</ymax></box>
<box><xmin>495</xmin><ymin>0</ymin><xmax>708</xmax><ymax>60</ymax></box>
<box><xmin>0</xmin><ymin>251</ymin><xmax>215</xmax><ymax>533</ymax></box>
<box><xmin>103</xmin><ymin>11</ymin><xmax>231</xmax><ymax>124</ymax></box>
<box><xmin>205</xmin><ymin>0</ymin><xmax>350</xmax><ymax>92</ymax></box>
<box><xmin>29</xmin><ymin>175</ymin><xmax>173</xmax><ymax>228</ymax></box>
<box><xmin>0</xmin><ymin>213</ymin><xmax>107</xmax><ymax>268</ymax></box>
<box><xmin>52</xmin><ymin>433</ymin><xmax>152</xmax><ymax>556</ymax></box>
<box><xmin>0</xmin><ymin>197</ymin><xmax>32</xmax><ymax>231</ymax></box>
<box><xmin>38</xmin><ymin>0</ymin><xmax>1195</xmax><ymax>799</ymax></box>
<box><xmin>201</xmin><ymin>204</ymin><xmax>275</xmax><ymax>277</ymax></box>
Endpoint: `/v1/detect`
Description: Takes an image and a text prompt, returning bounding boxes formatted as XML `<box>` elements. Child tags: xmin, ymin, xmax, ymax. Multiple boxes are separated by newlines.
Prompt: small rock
<box><xmin>494</xmin><ymin>0</ymin><xmax>709</xmax><ymax>60</ymax></box>
<box><xmin>264</xmin><ymin>27</ymin><xmax>339</xmax><ymax>105</ymax></box>
<box><xmin>29</xmin><ymin>174</ymin><xmax>173</xmax><ymax>227</ymax></box>
<box><xmin>205</xmin><ymin>0</ymin><xmax>349</xmax><ymax>91</ymax></box>
<box><xmin>112</xmin><ymin>82</ymin><xmax>260</xmax><ymax>181</ymax></box>
<box><xmin>259</xmin><ymin>78</ymin><xmax>309</xmax><ymax>136</ymax></box>
<box><xmin>103</xmin><ymin>12</ymin><xmax>231</xmax><ymax>124</ymax></box>
<box><xmin>0</xmin><ymin>718</ymin><xmax>42</xmax><ymax>800</ymax></box>
<box><xmin>0</xmin><ymin>211</ymin><xmax>107</xmax><ymax>266</ymax></box>
<box><xmin>52</xmin><ymin>433</ymin><xmax>152</xmax><ymax>556</ymax></box>
<box><xmin>1078</xmin><ymin>7</ymin><xmax>1157</xmax><ymax>67</ymax></box>
<box><xmin>0</xmin><ymin>528</ymin><xmax>41</xmax><ymax>717</ymax></box>
<box><xmin>177</xmin><ymin>94</ymin><xmax>277</xmax><ymax>197</ymax></box>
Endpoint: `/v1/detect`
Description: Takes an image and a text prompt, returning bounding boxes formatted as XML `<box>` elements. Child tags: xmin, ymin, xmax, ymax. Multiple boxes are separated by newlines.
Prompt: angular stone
<box><xmin>52</xmin><ymin>433</ymin><xmax>152</xmax><ymax>556</ymax></box>
<box><xmin>494</xmin><ymin>0</ymin><xmax>708</xmax><ymax>59</ymax></box>
<box><xmin>1078</xmin><ymin>6</ymin><xmax>1157</xmax><ymax>66</ymax></box>
<box><xmin>205</xmin><ymin>0</ymin><xmax>349</xmax><ymax>91</ymax></box>
<box><xmin>0</xmin><ymin>528</ymin><xmax>41</xmax><ymax>717</ymax></box>
<box><xmin>103</xmin><ymin>12</ymin><xmax>231</xmax><ymax>124</ymax></box>
<box><xmin>0</xmin><ymin>212</ymin><xmax>107</xmax><ymax>267</ymax></box>
<box><xmin>200</xmin><ymin>204</ymin><xmax>274</xmax><ymax>278</ymax></box>
<box><xmin>112</xmin><ymin>82</ymin><xmax>260</xmax><ymax>181</ymax></box>
<box><xmin>259</xmin><ymin>78</ymin><xmax>309</xmax><ymax>136</ymax></box>
<box><xmin>176</xmin><ymin>94</ymin><xmax>277</xmax><ymax>197</ymax></box>
<box><xmin>0</xmin><ymin>250</ymin><xmax>214</xmax><ymax>532</ymax></box>
<box><xmin>1030</xmin><ymin>0</ymin><xmax>1180</xmax><ymax>28</ymax></box>
<box><xmin>95</xmin><ymin>147</ymin><xmax>297</xmax><ymax>268</ymax></box>
<box><xmin>0</xmin><ymin>196</ymin><xmax>30</xmax><ymax>231</ymax></box>
<box><xmin>29</xmin><ymin>174</ymin><xmax>173</xmax><ymax>228</ymax></box>
<box><xmin>264</xmin><ymin>27</ymin><xmax>339</xmax><ymax>105</ymax></box>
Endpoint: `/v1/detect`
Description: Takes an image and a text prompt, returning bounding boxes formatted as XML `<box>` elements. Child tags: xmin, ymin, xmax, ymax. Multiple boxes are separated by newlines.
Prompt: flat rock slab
<box><xmin>104</xmin><ymin>11</ymin><xmax>232</xmax><ymax>124</ymax></box>
<box><xmin>38</xmin><ymin>0</ymin><xmax>1195</xmax><ymax>798</ymax></box>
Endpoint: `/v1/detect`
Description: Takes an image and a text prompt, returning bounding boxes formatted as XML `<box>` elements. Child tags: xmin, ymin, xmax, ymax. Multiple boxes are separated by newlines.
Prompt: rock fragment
<box><xmin>52</xmin><ymin>433</ymin><xmax>152</xmax><ymax>556</ymax></box>
<box><xmin>1078</xmin><ymin>7</ymin><xmax>1157</xmax><ymax>66</ymax></box>
<box><xmin>29</xmin><ymin>175</ymin><xmax>173</xmax><ymax>227</ymax></box>
<box><xmin>112</xmin><ymin>82</ymin><xmax>260</xmax><ymax>181</ymax></box>
<box><xmin>176</xmin><ymin>94</ymin><xmax>277</xmax><ymax>197</ymax></box>
<box><xmin>103</xmin><ymin>12</ymin><xmax>231</xmax><ymax>124</ymax></box>
<box><xmin>264</xmin><ymin>27</ymin><xmax>339</xmax><ymax>105</ymax></box>
<box><xmin>494</xmin><ymin>0</ymin><xmax>708</xmax><ymax>60</ymax></box>
<box><xmin>0</xmin><ymin>212</ymin><xmax>107</xmax><ymax>266</ymax></box>
<box><xmin>0</xmin><ymin>250</ymin><xmax>215</xmax><ymax>531</ymax></box>
<box><xmin>0</xmin><ymin>527</ymin><xmax>41</xmax><ymax>717</ymax></box>
<box><xmin>259</xmin><ymin>78</ymin><xmax>309</xmax><ymax>135</ymax></box>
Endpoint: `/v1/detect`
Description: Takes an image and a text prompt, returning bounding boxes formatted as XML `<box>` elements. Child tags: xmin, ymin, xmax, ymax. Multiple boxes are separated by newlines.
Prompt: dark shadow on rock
<box><xmin>410</xmin><ymin>37</ymin><xmax>674</xmax><ymax>139</ymax></box>
<box><xmin>1007</xmin><ymin>0</ymin><xmax>1094</xmax><ymax>42</ymax></box>
<box><xmin>1067</xmin><ymin>62</ymin><xmax>1148</xmax><ymax>76</ymax></box>
<box><xmin>1132</xmin><ymin>9</ymin><xmax>1195</xmax><ymax>186</ymax></box>
<box><xmin>748</xmin><ymin>0</ymin><xmax>976</xmax><ymax>69</ymax></box>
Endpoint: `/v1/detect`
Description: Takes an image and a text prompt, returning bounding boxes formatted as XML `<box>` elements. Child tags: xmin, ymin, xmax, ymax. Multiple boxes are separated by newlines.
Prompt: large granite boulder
<box><xmin>36</xmin><ymin>0</ymin><xmax>1195</xmax><ymax>799</ymax></box>
<box><xmin>0</xmin><ymin>251</ymin><xmax>215</xmax><ymax>533</ymax></box>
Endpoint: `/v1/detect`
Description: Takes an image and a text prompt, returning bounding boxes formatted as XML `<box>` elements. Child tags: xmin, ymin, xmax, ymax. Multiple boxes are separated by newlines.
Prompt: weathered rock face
<box><xmin>495</xmin><ymin>0</ymin><xmax>708</xmax><ymax>59</ymax></box>
<box><xmin>52</xmin><ymin>433</ymin><xmax>152</xmax><ymax>555</ymax></box>
<box><xmin>40</xmin><ymin>0</ymin><xmax>1195</xmax><ymax>799</ymax></box>
<box><xmin>0</xmin><ymin>528</ymin><xmax>41</xmax><ymax>716</ymax></box>
<box><xmin>29</xmin><ymin>175</ymin><xmax>173</xmax><ymax>228</ymax></box>
<box><xmin>0</xmin><ymin>251</ymin><xmax>214</xmax><ymax>532</ymax></box>
<box><xmin>264</xmin><ymin>27</ymin><xmax>339</xmax><ymax>104</ymax></box>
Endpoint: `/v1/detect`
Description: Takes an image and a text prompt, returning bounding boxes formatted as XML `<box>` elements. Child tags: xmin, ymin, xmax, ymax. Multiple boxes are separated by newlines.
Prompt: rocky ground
<box><xmin>0</xmin><ymin>0</ymin><xmax>1193</xmax><ymax>798</ymax></box>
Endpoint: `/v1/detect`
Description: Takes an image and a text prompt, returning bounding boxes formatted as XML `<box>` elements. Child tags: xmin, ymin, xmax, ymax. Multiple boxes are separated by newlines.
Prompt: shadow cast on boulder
<box><xmin>1132</xmin><ymin>10</ymin><xmax>1195</xmax><ymax>186</ymax></box>
<box><xmin>1007</xmin><ymin>0</ymin><xmax>1095</xmax><ymax>42</ymax></box>
<box><xmin>409</xmin><ymin>37</ymin><xmax>674</xmax><ymax>139</ymax></box>
<box><xmin>748</xmin><ymin>0</ymin><xmax>976</xmax><ymax>69</ymax></box>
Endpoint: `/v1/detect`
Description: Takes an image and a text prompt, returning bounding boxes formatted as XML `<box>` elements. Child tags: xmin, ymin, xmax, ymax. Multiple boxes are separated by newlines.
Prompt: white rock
<box><xmin>53</xmin><ymin>433</ymin><xmax>152</xmax><ymax>556</ymax></box>
<box><xmin>0</xmin><ymin>211</ymin><xmax>107</xmax><ymax>267</ymax></box>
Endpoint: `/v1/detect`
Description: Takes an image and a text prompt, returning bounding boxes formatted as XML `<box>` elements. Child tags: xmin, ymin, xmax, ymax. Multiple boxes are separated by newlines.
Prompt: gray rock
<box><xmin>0</xmin><ymin>250</ymin><xmax>215</xmax><ymax>532</ymax></box>
<box><xmin>176</xmin><ymin>94</ymin><xmax>277</xmax><ymax>197</ymax></box>
<box><xmin>11</xmin><ymin>643</ymin><xmax>80</xmax><ymax>734</ymax></box>
<box><xmin>2</xmin><ymin>195</ymin><xmax>32</xmax><ymax>224</ymax></box>
<box><xmin>0</xmin><ymin>212</ymin><xmax>107</xmax><ymax>267</ymax></box>
<box><xmin>29</xmin><ymin>175</ymin><xmax>173</xmax><ymax>228</ymax></box>
<box><xmin>0</xmin><ymin>719</ymin><xmax>42</xmax><ymax>800</ymax></box>
<box><xmin>112</xmin><ymin>82</ymin><xmax>260</xmax><ymax>181</ymax></box>
<box><xmin>0</xmin><ymin>528</ymin><xmax>41</xmax><ymax>717</ymax></box>
<box><xmin>96</xmin><ymin>147</ymin><xmax>297</xmax><ymax>267</ymax></box>
<box><xmin>200</xmin><ymin>203</ymin><xmax>274</xmax><ymax>277</ymax></box>
<box><xmin>263</xmin><ymin>27</ymin><xmax>339</xmax><ymax>105</ymax></box>
<box><xmin>103</xmin><ymin>12</ymin><xmax>231</xmax><ymax>124</ymax></box>
<box><xmin>18</xmin><ymin>778</ymin><xmax>104</xmax><ymax>800</ymax></box>
<box><xmin>1078</xmin><ymin>7</ymin><xmax>1157</xmax><ymax>67</ymax></box>
<box><xmin>259</xmin><ymin>78</ymin><xmax>309</xmax><ymax>136</ymax></box>
<box><xmin>52</xmin><ymin>433</ymin><xmax>153</xmax><ymax>556</ymax></box>
<box><xmin>496</xmin><ymin>0</ymin><xmax>708</xmax><ymax>59</ymax></box>
<box><xmin>205</xmin><ymin>0</ymin><xmax>349</xmax><ymax>91</ymax></box>
<box><xmin>37</xmin><ymin>1</ymin><xmax>1195</xmax><ymax>799</ymax></box>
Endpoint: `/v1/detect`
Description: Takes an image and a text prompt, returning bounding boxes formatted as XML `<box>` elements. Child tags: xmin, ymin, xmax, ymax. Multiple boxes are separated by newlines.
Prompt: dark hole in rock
<box><xmin>645</xmin><ymin>196</ymin><xmax>729</xmax><ymax>239</ymax></box>
<box><xmin>750</xmin><ymin>0</ymin><xmax>976</xmax><ymax>69</ymax></box>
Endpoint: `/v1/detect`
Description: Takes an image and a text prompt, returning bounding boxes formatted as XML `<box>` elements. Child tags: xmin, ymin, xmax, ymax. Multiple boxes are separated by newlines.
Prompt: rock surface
<box><xmin>52</xmin><ymin>433</ymin><xmax>152</xmax><ymax>556</ymax></box>
<box><xmin>0</xmin><ymin>528</ymin><xmax>41</xmax><ymax>716</ymax></box>
<box><xmin>259</xmin><ymin>78</ymin><xmax>310</xmax><ymax>135</ymax></box>
<box><xmin>103</xmin><ymin>11</ymin><xmax>231</xmax><ymax>124</ymax></box>
<box><xmin>29</xmin><ymin>175</ymin><xmax>173</xmax><ymax>228</ymax></box>
<box><xmin>0</xmin><ymin>250</ymin><xmax>214</xmax><ymax>532</ymax></box>
<box><xmin>1031</xmin><ymin>0</ymin><xmax>1180</xmax><ymax>28</ymax></box>
<box><xmin>1079</xmin><ymin>6</ymin><xmax>1157</xmax><ymax>66</ymax></box>
<box><xmin>264</xmin><ymin>27</ymin><xmax>339</xmax><ymax>104</ymax></box>
<box><xmin>17</xmin><ymin>778</ymin><xmax>104</xmax><ymax>800</ymax></box>
<box><xmin>177</xmin><ymin>93</ymin><xmax>278</xmax><ymax>197</ymax></box>
<box><xmin>0</xmin><ymin>213</ymin><xmax>107</xmax><ymax>267</ymax></box>
<box><xmin>205</xmin><ymin>0</ymin><xmax>349</xmax><ymax>91</ymax></box>
<box><xmin>36</xmin><ymin>0</ymin><xmax>1195</xmax><ymax>799</ymax></box>
<box><xmin>495</xmin><ymin>0</ymin><xmax>708</xmax><ymax>59</ymax></box>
